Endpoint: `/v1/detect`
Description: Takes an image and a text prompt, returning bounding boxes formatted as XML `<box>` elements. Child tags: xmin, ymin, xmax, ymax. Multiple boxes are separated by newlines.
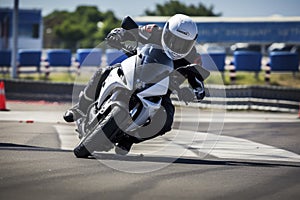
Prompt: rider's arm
<box><xmin>137</xmin><ymin>24</ymin><xmax>162</xmax><ymax>44</ymax></box>
<box><xmin>106</xmin><ymin>24</ymin><xmax>162</xmax><ymax>46</ymax></box>
<box><xmin>175</xmin><ymin>49</ymin><xmax>209</xmax><ymax>101</ymax></box>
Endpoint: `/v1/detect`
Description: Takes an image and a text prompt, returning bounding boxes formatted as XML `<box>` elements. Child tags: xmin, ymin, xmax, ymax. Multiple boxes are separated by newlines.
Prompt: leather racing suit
<box><xmin>65</xmin><ymin>24</ymin><xmax>209</xmax><ymax>149</ymax></box>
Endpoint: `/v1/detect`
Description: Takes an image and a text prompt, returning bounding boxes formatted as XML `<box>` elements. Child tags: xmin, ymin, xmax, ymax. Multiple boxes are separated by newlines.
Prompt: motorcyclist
<box><xmin>64</xmin><ymin>14</ymin><xmax>209</xmax><ymax>155</ymax></box>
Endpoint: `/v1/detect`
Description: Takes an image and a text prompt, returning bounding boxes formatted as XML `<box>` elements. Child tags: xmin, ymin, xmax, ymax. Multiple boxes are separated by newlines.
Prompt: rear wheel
<box><xmin>73</xmin><ymin>105</ymin><xmax>129</xmax><ymax>158</ymax></box>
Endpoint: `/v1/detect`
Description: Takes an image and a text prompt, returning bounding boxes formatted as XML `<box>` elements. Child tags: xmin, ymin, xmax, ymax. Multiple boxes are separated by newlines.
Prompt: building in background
<box><xmin>0</xmin><ymin>8</ymin><xmax>43</xmax><ymax>50</ymax></box>
<box><xmin>135</xmin><ymin>16</ymin><xmax>300</xmax><ymax>54</ymax></box>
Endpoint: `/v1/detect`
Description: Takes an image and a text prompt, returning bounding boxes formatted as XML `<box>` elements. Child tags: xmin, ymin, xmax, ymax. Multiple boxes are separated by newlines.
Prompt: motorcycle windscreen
<box><xmin>136</xmin><ymin>45</ymin><xmax>174</xmax><ymax>84</ymax></box>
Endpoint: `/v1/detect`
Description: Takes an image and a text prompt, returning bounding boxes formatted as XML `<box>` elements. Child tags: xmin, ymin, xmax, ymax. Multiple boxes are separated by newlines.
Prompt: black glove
<box><xmin>106</xmin><ymin>28</ymin><xmax>126</xmax><ymax>49</ymax></box>
<box><xmin>193</xmin><ymin>77</ymin><xmax>206</xmax><ymax>101</ymax></box>
<box><xmin>193</xmin><ymin>87</ymin><xmax>205</xmax><ymax>101</ymax></box>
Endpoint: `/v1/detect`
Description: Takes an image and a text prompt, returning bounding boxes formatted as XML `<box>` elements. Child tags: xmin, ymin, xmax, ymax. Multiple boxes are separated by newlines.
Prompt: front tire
<box><xmin>74</xmin><ymin>143</ymin><xmax>91</xmax><ymax>158</ymax></box>
<box><xmin>73</xmin><ymin>105</ymin><xmax>128</xmax><ymax>158</ymax></box>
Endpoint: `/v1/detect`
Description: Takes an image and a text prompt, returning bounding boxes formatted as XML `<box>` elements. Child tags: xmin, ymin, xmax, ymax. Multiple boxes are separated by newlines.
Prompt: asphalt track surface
<box><xmin>0</xmin><ymin>101</ymin><xmax>299</xmax><ymax>200</ymax></box>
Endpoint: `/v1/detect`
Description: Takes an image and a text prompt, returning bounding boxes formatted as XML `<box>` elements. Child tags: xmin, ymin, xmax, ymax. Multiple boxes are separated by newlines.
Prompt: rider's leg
<box><xmin>64</xmin><ymin>66</ymin><xmax>113</xmax><ymax>122</ymax></box>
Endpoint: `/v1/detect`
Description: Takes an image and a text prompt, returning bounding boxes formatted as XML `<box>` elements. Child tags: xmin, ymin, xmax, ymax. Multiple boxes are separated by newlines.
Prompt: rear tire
<box><xmin>73</xmin><ymin>105</ymin><xmax>128</xmax><ymax>158</ymax></box>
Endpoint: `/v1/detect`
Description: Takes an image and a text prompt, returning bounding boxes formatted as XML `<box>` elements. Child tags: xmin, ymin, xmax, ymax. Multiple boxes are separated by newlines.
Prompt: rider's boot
<box><xmin>115</xmin><ymin>138</ymin><xmax>133</xmax><ymax>155</ymax></box>
<box><xmin>63</xmin><ymin>105</ymin><xmax>83</xmax><ymax>123</ymax></box>
<box><xmin>63</xmin><ymin>92</ymin><xmax>93</xmax><ymax>123</ymax></box>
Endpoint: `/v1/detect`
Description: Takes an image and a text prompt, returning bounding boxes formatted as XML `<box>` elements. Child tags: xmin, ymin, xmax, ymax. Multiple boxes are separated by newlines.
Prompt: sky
<box><xmin>0</xmin><ymin>0</ymin><xmax>300</xmax><ymax>18</ymax></box>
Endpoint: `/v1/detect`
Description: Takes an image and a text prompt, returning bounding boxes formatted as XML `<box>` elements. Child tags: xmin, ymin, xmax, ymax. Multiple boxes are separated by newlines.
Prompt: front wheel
<box><xmin>73</xmin><ymin>105</ymin><xmax>129</xmax><ymax>158</ymax></box>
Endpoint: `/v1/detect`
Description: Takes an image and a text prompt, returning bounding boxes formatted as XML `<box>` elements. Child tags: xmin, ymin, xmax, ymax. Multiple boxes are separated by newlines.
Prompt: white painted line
<box><xmin>189</xmin><ymin>131</ymin><xmax>300</xmax><ymax>163</ymax></box>
<box><xmin>1</xmin><ymin>110</ymin><xmax>299</xmax><ymax>162</ymax></box>
<box><xmin>138</xmin><ymin>130</ymin><xmax>300</xmax><ymax>163</ymax></box>
<box><xmin>54</xmin><ymin>125</ymin><xmax>79</xmax><ymax>150</ymax></box>
<box><xmin>54</xmin><ymin>124</ymin><xmax>300</xmax><ymax>163</ymax></box>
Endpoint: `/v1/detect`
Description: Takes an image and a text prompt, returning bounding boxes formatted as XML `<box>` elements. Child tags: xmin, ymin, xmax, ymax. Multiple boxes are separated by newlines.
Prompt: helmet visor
<box><xmin>163</xmin><ymin>23</ymin><xmax>196</xmax><ymax>55</ymax></box>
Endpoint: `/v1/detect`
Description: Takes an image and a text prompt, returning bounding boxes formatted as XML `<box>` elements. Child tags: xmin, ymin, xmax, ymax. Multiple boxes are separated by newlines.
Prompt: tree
<box><xmin>43</xmin><ymin>10</ymin><xmax>69</xmax><ymax>48</ymax></box>
<box><xmin>43</xmin><ymin>6</ymin><xmax>120</xmax><ymax>50</ymax></box>
<box><xmin>54</xmin><ymin>21</ymin><xmax>85</xmax><ymax>49</ymax></box>
<box><xmin>144</xmin><ymin>0</ymin><xmax>221</xmax><ymax>16</ymax></box>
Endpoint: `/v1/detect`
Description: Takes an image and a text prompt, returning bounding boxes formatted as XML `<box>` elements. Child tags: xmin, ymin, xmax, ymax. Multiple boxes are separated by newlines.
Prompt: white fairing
<box><xmin>138</xmin><ymin>77</ymin><xmax>169</xmax><ymax>97</ymax></box>
<box><xmin>125</xmin><ymin>77</ymin><xmax>169</xmax><ymax>132</ymax></box>
<box><xmin>120</xmin><ymin>56</ymin><xmax>137</xmax><ymax>90</ymax></box>
<box><xmin>96</xmin><ymin>45</ymin><xmax>173</xmax><ymax>133</ymax></box>
<box><xmin>96</xmin><ymin>67</ymin><xmax>127</xmax><ymax>107</ymax></box>
<box><xmin>97</xmin><ymin>56</ymin><xmax>137</xmax><ymax>107</ymax></box>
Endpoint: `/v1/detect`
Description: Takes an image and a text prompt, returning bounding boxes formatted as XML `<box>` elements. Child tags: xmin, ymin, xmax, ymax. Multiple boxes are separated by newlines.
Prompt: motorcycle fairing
<box><xmin>96</xmin><ymin>44</ymin><xmax>173</xmax><ymax>133</ymax></box>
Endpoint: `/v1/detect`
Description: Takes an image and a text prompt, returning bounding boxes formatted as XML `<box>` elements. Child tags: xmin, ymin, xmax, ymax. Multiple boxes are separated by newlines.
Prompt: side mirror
<box><xmin>121</xmin><ymin>16</ymin><xmax>138</xmax><ymax>30</ymax></box>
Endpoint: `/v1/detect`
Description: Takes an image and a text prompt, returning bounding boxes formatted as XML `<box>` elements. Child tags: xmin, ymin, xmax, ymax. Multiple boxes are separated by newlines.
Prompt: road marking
<box><xmin>188</xmin><ymin>130</ymin><xmax>300</xmax><ymax>163</ymax></box>
<box><xmin>54</xmin><ymin>125</ymin><xmax>300</xmax><ymax>163</ymax></box>
<box><xmin>54</xmin><ymin>125</ymin><xmax>79</xmax><ymax>150</ymax></box>
<box><xmin>1</xmin><ymin>110</ymin><xmax>299</xmax><ymax>162</ymax></box>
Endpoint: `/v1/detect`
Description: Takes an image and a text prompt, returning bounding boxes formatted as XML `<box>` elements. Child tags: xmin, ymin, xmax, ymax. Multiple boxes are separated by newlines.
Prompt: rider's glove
<box><xmin>106</xmin><ymin>28</ymin><xmax>126</xmax><ymax>49</ymax></box>
<box><xmin>193</xmin><ymin>77</ymin><xmax>206</xmax><ymax>102</ymax></box>
<box><xmin>193</xmin><ymin>86</ymin><xmax>205</xmax><ymax>102</ymax></box>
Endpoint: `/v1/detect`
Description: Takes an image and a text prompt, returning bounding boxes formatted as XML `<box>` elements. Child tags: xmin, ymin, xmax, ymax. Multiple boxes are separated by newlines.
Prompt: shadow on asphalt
<box><xmin>1</xmin><ymin>142</ymin><xmax>299</xmax><ymax>168</ymax></box>
<box><xmin>92</xmin><ymin>152</ymin><xmax>300</xmax><ymax>168</ymax></box>
<box><xmin>0</xmin><ymin>142</ymin><xmax>72</xmax><ymax>152</ymax></box>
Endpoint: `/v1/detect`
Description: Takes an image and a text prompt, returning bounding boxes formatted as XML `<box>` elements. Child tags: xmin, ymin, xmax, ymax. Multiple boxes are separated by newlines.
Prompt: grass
<box><xmin>1</xmin><ymin>70</ymin><xmax>300</xmax><ymax>88</ymax></box>
<box><xmin>0</xmin><ymin>71</ymin><xmax>92</xmax><ymax>84</ymax></box>
<box><xmin>206</xmin><ymin>71</ymin><xmax>300</xmax><ymax>88</ymax></box>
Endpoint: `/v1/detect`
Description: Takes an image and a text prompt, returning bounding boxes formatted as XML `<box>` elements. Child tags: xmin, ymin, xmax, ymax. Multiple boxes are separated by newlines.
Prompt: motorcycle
<box><xmin>73</xmin><ymin>16</ymin><xmax>209</xmax><ymax>158</ymax></box>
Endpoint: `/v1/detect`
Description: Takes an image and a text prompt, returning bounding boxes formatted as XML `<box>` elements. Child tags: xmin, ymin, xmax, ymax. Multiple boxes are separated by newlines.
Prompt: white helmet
<box><xmin>162</xmin><ymin>14</ymin><xmax>198</xmax><ymax>60</ymax></box>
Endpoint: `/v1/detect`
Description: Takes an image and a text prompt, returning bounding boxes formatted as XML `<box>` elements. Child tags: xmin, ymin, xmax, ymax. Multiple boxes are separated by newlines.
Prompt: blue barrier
<box><xmin>76</xmin><ymin>48</ymin><xmax>102</xmax><ymax>67</ymax></box>
<box><xmin>18</xmin><ymin>49</ymin><xmax>41</xmax><ymax>72</ymax></box>
<box><xmin>269</xmin><ymin>51</ymin><xmax>299</xmax><ymax>72</ymax></box>
<box><xmin>106</xmin><ymin>49</ymin><xmax>128</xmax><ymax>66</ymax></box>
<box><xmin>47</xmin><ymin>49</ymin><xmax>71</xmax><ymax>67</ymax></box>
<box><xmin>201</xmin><ymin>52</ymin><xmax>226</xmax><ymax>72</ymax></box>
<box><xmin>233</xmin><ymin>51</ymin><xmax>262</xmax><ymax>72</ymax></box>
<box><xmin>0</xmin><ymin>50</ymin><xmax>11</xmax><ymax>67</ymax></box>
